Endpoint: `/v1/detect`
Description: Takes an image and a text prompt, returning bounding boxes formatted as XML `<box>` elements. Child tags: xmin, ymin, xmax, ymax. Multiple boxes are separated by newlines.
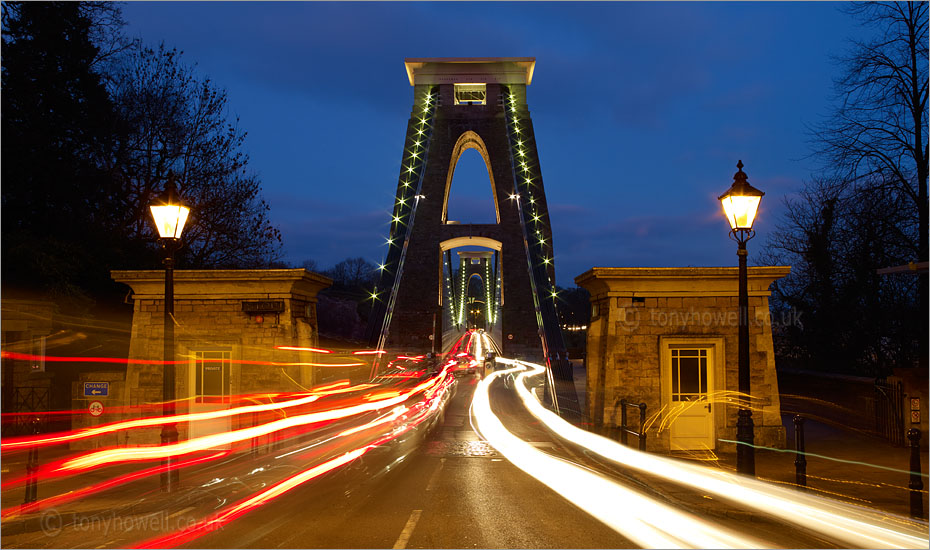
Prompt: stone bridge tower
<box><xmin>367</xmin><ymin>58</ymin><xmax>566</xmax><ymax>365</ymax></box>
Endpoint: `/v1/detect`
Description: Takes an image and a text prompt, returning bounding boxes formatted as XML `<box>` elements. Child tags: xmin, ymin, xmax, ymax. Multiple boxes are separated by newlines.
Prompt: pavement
<box><xmin>698</xmin><ymin>413</ymin><xmax>929</xmax><ymax>520</ymax></box>
<box><xmin>568</xmin><ymin>360</ymin><xmax>930</xmax><ymax>520</ymax></box>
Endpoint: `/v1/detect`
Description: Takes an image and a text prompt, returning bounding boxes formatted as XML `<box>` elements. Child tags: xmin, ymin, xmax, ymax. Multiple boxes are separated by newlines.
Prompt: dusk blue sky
<box><xmin>121</xmin><ymin>1</ymin><xmax>869</xmax><ymax>286</ymax></box>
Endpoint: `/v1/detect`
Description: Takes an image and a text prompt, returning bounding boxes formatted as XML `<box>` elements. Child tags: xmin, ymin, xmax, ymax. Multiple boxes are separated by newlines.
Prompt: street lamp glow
<box><xmin>719</xmin><ymin>161</ymin><xmax>764</xmax><ymax>231</ymax></box>
<box><xmin>149</xmin><ymin>179</ymin><xmax>189</xmax><ymax>240</ymax></box>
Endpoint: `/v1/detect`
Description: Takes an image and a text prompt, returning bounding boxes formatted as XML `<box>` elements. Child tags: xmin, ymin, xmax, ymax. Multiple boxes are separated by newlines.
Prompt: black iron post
<box><xmin>22</xmin><ymin>416</ymin><xmax>40</xmax><ymax>507</ymax></box>
<box><xmin>160</xmin><ymin>240</ymin><xmax>180</xmax><ymax>491</ymax></box>
<box><xmin>637</xmin><ymin>402</ymin><xmax>647</xmax><ymax>451</ymax></box>
<box><xmin>431</xmin><ymin>313</ymin><xmax>437</xmax><ymax>355</ymax></box>
<box><xmin>907</xmin><ymin>428</ymin><xmax>924</xmax><ymax>519</ymax></box>
<box><xmin>736</xmin><ymin>237</ymin><xmax>755</xmax><ymax>476</ymax></box>
<box><xmin>620</xmin><ymin>399</ymin><xmax>629</xmax><ymax>446</ymax></box>
<box><xmin>793</xmin><ymin>415</ymin><xmax>807</xmax><ymax>487</ymax></box>
<box><xmin>719</xmin><ymin>161</ymin><xmax>762</xmax><ymax>477</ymax></box>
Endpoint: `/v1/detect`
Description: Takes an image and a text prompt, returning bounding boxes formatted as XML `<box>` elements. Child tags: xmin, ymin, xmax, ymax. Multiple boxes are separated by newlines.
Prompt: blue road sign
<box><xmin>84</xmin><ymin>382</ymin><xmax>109</xmax><ymax>397</ymax></box>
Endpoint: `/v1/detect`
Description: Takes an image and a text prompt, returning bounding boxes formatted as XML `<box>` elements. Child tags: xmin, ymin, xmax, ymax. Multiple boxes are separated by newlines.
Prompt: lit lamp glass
<box><xmin>718</xmin><ymin>161</ymin><xmax>764</xmax><ymax>231</ymax></box>
<box><xmin>149</xmin><ymin>180</ymin><xmax>190</xmax><ymax>239</ymax></box>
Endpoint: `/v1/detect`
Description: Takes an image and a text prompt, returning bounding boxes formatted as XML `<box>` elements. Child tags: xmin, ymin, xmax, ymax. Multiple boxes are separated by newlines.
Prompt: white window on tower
<box><xmin>454</xmin><ymin>83</ymin><xmax>487</xmax><ymax>105</ymax></box>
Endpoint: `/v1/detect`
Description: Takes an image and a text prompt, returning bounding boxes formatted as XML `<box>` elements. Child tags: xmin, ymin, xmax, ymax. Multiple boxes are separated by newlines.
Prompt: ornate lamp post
<box><xmin>719</xmin><ymin>160</ymin><xmax>764</xmax><ymax>477</ymax></box>
<box><xmin>149</xmin><ymin>174</ymin><xmax>190</xmax><ymax>492</ymax></box>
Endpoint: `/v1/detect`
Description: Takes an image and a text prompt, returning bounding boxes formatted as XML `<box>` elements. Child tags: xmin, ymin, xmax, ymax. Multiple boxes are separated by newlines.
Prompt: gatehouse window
<box><xmin>670</xmin><ymin>348</ymin><xmax>708</xmax><ymax>402</ymax></box>
<box><xmin>454</xmin><ymin>83</ymin><xmax>486</xmax><ymax>105</ymax></box>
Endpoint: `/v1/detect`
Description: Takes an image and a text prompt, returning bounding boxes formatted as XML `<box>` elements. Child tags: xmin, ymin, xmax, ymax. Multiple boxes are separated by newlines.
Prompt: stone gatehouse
<box><xmin>575</xmin><ymin>266</ymin><xmax>791</xmax><ymax>453</ymax></box>
<box><xmin>69</xmin><ymin>269</ymin><xmax>331</xmax><ymax>448</ymax></box>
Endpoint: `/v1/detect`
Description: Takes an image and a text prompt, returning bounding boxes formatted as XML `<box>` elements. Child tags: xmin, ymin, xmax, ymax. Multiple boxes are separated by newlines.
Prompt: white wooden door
<box><xmin>668</xmin><ymin>347</ymin><xmax>715</xmax><ymax>450</ymax></box>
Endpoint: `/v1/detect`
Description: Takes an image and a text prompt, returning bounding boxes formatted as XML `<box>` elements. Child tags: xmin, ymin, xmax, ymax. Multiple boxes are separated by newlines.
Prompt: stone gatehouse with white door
<box><xmin>575</xmin><ymin>266</ymin><xmax>791</xmax><ymax>453</ymax></box>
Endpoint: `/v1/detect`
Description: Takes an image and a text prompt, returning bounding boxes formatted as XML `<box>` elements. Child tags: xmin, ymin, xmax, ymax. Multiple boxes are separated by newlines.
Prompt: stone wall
<box><xmin>576</xmin><ymin>266</ymin><xmax>790</xmax><ymax>453</ymax></box>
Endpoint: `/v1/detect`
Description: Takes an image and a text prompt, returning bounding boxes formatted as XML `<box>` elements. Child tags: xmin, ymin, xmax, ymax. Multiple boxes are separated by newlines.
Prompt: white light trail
<box><xmin>471</xmin><ymin>365</ymin><xmax>764</xmax><ymax>548</ymax></box>
<box><xmin>501</xmin><ymin>357</ymin><xmax>930</xmax><ymax>550</ymax></box>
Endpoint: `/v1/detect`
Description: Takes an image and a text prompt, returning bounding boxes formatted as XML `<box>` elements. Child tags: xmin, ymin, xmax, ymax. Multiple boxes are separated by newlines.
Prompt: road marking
<box><xmin>391</xmin><ymin>509</ymin><xmax>422</xmax><ymax>549</ymax></box>
<box><xmin>426</xmin><ymin>458</ymin><xmax>445</xmax><ymax>492</ymax></box>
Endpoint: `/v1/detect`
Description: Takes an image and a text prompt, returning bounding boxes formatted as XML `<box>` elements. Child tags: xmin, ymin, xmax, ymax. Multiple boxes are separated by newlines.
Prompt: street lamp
<box><xmin>719</xmin><ymin>160</ymin><xmax>763</xmax><ymax>477</ymax></box>
<box><xmin>149</xmin><ymin>174</ymin><xmax>190</xmax><ymax>492</ymax></box>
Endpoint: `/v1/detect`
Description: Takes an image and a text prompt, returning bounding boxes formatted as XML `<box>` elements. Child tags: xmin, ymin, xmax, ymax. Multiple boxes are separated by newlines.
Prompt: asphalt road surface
<box><xmin>176</xmin><ymin>373</ymin><xmax>856</xmax><ymax>549</ymax></box>
<box><xmin>4</xmin><ymin>370</ymin><xmax>925</xmax><ymax>549</ymax></box>
<box><xmin>186</xmin><ymin>373</ymin><xmax>631</xmax><ymax>548</ymax></box>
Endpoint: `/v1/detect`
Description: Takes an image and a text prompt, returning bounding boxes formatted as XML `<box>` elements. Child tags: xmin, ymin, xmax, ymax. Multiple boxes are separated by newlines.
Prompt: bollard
<box><xmin>251</xmin><ymin>411</ymin><xmax>260</xmax><ymax>456</ymax></box>
<box><xmin>793</xmin><ymin>415</ymin><xmax>807</xmax><ymax>487</ymax></box>
<box><xmin>637</xmin><ymin>402</ymin><xmax>647</xmax><ymax>451</ymax></box>
<box><xmin>907</xmin><ymin>428</ymin><xmax>924</xmax><ymax>519</ymax></box>
<box><xmin>619</xmin><ymin>399</ymin><xmax>629</xmax><ymax>446</ymax></box>
<box><xmin>23</xmin><ymin>416</ymin><xmax>40</xmax><ymax>507</ymax></box>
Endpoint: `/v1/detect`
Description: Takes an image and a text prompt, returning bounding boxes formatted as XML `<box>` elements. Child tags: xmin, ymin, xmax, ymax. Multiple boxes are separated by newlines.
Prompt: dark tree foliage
<box><xmin>314</xmin><ymin>257</ymin><xmax>379</xmax><ymax>342</ymax></box>
<box><xmin>324</xmin><ymin>257</ymin><xmax>378</xmax><ymax>288</ymax></box>
<box><xmin>107</xmin><ymin>43</ymin><xmax>283</xmax><ymax>268</ymax></box>
<box><xmin>555</xmin><ymin>286</ymin><xmax>590</xmax><ymax>359</ymax></box>
<box><xmin>766</xmin><ymin>2</ymin><xmax>927</xmax><ymax>375</ymax></box>
<box><xmin>555</xmin><ymin>286</ymin><xmax>591</xmax><ymax>329</ymax></box>
<box><xmin>1</xmin><ymin>1</ymin><xmax>125</xmax><ymax>309</ymax></box>
<box><xmin>766</xmin><ymin>179</ymin><xmax>920</xmax><ymax>375</ymax></box>
<box><xmin>2</xmin><ymin>2</ymin><xmax>283</xmax><ymax>313</ymax></box>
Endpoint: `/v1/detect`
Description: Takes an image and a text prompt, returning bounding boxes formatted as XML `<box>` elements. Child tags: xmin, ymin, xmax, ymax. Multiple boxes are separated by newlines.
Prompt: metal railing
<box><xmin>875</xmin><ymin>378</ymin><xmax>905</xmax><ymax>446</ymax></box>
<box><xmin>618</xmin><ymin>399</ymin><xmax>647</xmax><ymax>451</ymax></box>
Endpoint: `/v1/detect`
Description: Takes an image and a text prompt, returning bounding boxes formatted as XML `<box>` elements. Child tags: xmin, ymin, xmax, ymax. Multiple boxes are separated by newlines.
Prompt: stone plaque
<box><xmin>241</xmin><ymin>300</ymin><xmax>285</xmax><ymax>314</ymax></box>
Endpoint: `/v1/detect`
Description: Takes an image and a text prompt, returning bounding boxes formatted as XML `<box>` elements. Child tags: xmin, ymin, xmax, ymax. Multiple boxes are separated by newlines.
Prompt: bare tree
<box><xmin>326</xmin><ymin>257</ymin><xmax>377</xmax><ymax>287</ymax></box>
<box><xmin>767</xmin><ymin>2</ymin><xmax>927</xmax><ymax>374</ymax></box>
<box><xmin>108</xmin><ymin>43</ymin><xmax>282</xmax><ymax>268</ymax></box>
<box><xmin>811</xmin><ymin>1</ymin><xmax>927</xmax><ymax>260</ymax></box>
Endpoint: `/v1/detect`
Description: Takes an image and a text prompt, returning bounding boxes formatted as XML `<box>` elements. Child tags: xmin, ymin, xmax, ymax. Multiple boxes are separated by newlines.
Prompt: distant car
<box><xmin>453</xmin><ymin>353</ymin><xmax>477</xmax><ymax>376</ymax></box>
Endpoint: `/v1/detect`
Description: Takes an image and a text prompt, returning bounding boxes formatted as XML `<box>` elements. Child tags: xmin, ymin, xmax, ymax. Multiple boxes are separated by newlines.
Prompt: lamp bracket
<box><xmin>728</xmin><ymin>228</ymin><xmax>755</xmax><ymax>245</ymax></box>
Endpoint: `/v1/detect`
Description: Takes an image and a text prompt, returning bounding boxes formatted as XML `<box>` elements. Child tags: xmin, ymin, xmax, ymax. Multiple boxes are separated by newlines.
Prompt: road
<box><xmin>3</xmin><ymin>356</ymin><xmax>927</xmax><ymax>549</ymax></box>
<box><xmin>186</xmin><ymin>373</ymin><xmax>630</xmax><ymax>548</ymax></box>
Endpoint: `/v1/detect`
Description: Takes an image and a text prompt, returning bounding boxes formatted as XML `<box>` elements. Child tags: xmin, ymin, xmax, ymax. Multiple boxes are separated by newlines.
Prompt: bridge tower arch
<box><xmin>442</xmin><ymin>131</ymin><xmax>501</xmax><ymax>224</ymax></box>
<box><xmin>367</xmin><ymin>57</ymin><xmax>566</xmax><ymax>368</ymax></box>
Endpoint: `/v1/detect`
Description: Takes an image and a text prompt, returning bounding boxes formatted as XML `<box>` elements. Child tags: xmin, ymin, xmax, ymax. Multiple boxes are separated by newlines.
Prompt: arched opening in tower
<box><xmin>441</xmin><ymin>246</ymin><xmax>503</xmax><ymax>350</ymax></box>
<box><xmin>445</xmin><ymin>148</ymin><xmax>497</xmax><ymax>224</ymax></box>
